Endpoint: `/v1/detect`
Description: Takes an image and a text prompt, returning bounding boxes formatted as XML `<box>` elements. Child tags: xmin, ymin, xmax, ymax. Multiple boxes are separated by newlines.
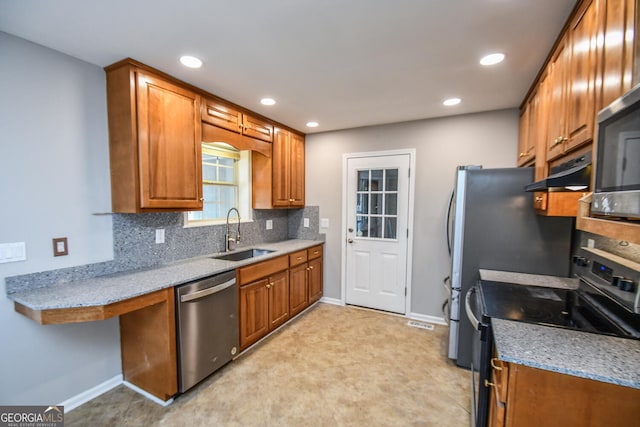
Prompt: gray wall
<box><xmin>305</xmin><ymin>110</ymin><xmax>519</xmax><ymax>317</ymax></box>
<box><xmin>0</xmin><ymin>32</ymin><xmax>121</xmax><ymax>404</ymax></box>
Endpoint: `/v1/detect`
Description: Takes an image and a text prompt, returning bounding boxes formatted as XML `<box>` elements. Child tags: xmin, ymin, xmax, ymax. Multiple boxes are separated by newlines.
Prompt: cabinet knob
<box><xmin>309</xmin><ymin>266</ymin><xmax>314</xmax><ymax>270</ymax></box>
<box><xmin>266</xmin><ymin>284</ymin><xmax>271</xmax><ymax>289</ymax></box>
<box><xmin>519</xmin><ymin>152</ymin><xmax>526</xmax><ymax>158</ymax></box>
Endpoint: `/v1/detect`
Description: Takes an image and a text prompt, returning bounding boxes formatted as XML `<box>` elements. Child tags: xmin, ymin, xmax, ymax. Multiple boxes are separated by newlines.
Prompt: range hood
<box><xmin>525</xmin><ymin>152</ymin><xmax>592</xmax><ymax>192</ymax></box>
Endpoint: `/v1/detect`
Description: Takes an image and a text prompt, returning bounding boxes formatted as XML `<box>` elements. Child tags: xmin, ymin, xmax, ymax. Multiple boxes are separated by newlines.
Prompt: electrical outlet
<box><xmin>266</xmin><ymin>220</ymin><xmax>273</xmax><ymax>230</ymax></box>
<box><xmin>155</xmin><ymin>229</ymin><xmax>165</xmax><ymax>244</ymax></box>
<box><xmin>303</xmin><ymin>218</ymin><xmax>310</xmax><ymax>228</ymax></box>
<box><xmin>53</xmin><ymin>237</ymin><xmax>68</xmax><ymax>257</ymax></box>
<box><xmin>587</xmin><ymin>238</ymin><xmax>595</xmax><ymax>248</ymax></box>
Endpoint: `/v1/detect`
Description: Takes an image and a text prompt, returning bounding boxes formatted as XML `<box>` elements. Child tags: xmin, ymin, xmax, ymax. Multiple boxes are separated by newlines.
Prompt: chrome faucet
<box><xmin>225</xmin><ymin>207</ymin><xmax>241</xmax><ymax>252</ymax></box>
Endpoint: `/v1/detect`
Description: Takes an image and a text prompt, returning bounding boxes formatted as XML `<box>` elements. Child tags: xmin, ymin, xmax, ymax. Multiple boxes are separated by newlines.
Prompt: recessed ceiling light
<box><xmin>179</xmin><ymin>55</ymin><xmax>203</xmax><ymax>68</ymax></box>
<box><xmin>306</xmin><ymin>121</ymin><xmax>319</xmax><ymax>128</ymax></box>
<box><xmin>480</xmin><ymin>53</ymin><xmax>505</xmax><ymax>66</ymax></box>
<box><xmin>443</xmin><ymin>98</ymin><xmax>461</xmax><ymax>106</ymax></box>
<box><xmin>261</xmin><ymin>98</ymin><xmax>276</xmax><ymax>106</ymax></box>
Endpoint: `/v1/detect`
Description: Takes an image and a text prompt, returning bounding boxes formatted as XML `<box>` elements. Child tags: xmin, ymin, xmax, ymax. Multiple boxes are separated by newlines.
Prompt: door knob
<box><xmin>347</xmin><ymin>238</ymin><xmax>354</xmax><ymax>243</ymax></box>
<box><xmin>348</xmin><ymin>228</ymin><xmax>354</xmax><ymax>232</ymax></box>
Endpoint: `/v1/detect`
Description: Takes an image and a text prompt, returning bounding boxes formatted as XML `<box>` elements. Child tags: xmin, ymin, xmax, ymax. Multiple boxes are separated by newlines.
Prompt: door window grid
<box><xmin>355</xmin><ymin>168</ymin><xmax>398</xmax><ymax>239</ymax></box>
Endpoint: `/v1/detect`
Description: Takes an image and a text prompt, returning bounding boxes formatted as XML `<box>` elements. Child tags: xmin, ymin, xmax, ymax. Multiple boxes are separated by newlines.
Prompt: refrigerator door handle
<box><xmin>446</xmin><ymin>190</ymin><xmax>455</xmax><ymax>256</ymax></box>
<box><xmin>465</xmin><ymin>287</ymin><xmax>479</xmax><ymax>330</ymax></box>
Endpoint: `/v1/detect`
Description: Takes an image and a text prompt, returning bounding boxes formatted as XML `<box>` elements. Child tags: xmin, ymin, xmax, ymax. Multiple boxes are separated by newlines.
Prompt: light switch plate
<box><xmin>320</xmin><ymin>218</ymin><xmax>330</xmax><ymax>228</ymax></box>
<box><xmin>303</xmin><ymin>218</ymin><xmax>310</xmax><ymax>228</ymax></box>
<box><xmin>266</xmin><ymin>220</ymin><xmax>273</xmax><ymax>230</ymax></box>
<box><xmin>0</xmin><ymin>242</ymin><xmax>26</xmax><ymax>263</ymax></box>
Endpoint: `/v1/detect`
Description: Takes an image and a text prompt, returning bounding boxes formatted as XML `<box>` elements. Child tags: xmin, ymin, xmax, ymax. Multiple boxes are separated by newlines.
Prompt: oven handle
<box><xmin>465</xmin><ymin>287</ymin><xmax>479</xmax><ymax>330</ymax></box>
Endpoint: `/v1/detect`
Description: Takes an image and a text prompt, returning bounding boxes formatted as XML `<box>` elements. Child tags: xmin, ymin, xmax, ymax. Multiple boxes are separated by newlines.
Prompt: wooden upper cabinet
<box><xmin>201</xmin><ymin>99</ymin><xmax>241</xmax><ymax>132</ymax></box>
<box><xmin>242</xmin><ymin>114</ymin><xmax>274</xmax><ymax>143</ymax></box>
<box><xmin>596</xmin><ymin>0</ymin><xmax>637</xmax><ymax>111</ymax></box>
<box><xmin>518</xmin><ymin>100</ymin><xmax>534</xmax><ymax>166</ymax></box>
<box><xmin>253</xmin><ymin>128</ymin><xmax>305</xmax><ymax>209</ymax></box>
<box><xmin>105</xmin><ymin>61</ymin><xmax>203</xmax><ymax>212</ymax></box>
<box><xmin>545</xmin><ymin>36</ymin><xmax>571</xmax><ymax>162</ymax></box>
<box><xmin>566</xmin><ymin>0</ymin><xmax>597</xmax><ymax>152</ymax></box>
<box><xmin>201</xmin><ymin>98</ymin><xmax>273</xmax><ymax>143</ymax></box>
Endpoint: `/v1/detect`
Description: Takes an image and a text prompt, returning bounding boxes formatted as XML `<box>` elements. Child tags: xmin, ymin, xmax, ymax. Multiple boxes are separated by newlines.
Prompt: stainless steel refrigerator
<box><xmin>446</xmin><ymin>166</ymin><xmax>573</xmax><ymax>369</ymax></box>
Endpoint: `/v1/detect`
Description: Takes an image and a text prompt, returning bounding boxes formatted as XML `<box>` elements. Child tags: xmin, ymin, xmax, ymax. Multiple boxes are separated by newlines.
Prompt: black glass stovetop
<box><xmin>479</xmin><ymin>280</ymin><xmax>640</xmax><ymax>339</ymax></box>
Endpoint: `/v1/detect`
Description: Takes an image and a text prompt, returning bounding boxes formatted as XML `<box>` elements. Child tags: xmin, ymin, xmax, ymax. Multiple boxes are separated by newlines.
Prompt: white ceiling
<box><xmin>0</xmin><ymin>0</ymin><xmax>576</xmax><ymax>134</ymax></box>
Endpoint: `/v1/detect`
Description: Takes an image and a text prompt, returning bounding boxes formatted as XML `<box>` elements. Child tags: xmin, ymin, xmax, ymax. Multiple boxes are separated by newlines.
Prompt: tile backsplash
<box><xmin>5</xmin><ymin>206</ymin><xmax>321</xmax><ymax>293</ymax></box>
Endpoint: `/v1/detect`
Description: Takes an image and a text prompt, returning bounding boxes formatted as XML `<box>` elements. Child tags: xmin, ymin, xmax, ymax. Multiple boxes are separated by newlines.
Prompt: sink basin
<box><xmin>210</xmin><ymin>248</ymin><xmax>275</xmax><ymax>262</ymax></box>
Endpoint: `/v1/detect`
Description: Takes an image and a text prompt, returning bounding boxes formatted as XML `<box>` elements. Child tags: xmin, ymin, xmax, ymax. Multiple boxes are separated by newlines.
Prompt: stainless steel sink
<box><xmin>210</xmin><ymin>248</ymin><xmax>275</xmax><ymax>262</ymax></box>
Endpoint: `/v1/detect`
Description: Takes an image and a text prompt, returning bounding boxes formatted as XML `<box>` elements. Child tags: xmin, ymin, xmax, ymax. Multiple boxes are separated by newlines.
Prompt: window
<box><xmin>186</xmin><ymin>143</ymin><xmax>251</xmax><ymax>225</ymax></box>
<box><xmin>355</xmin><ymin>168</ymin><xmax>398</xmax><ymax>239</ymax></box>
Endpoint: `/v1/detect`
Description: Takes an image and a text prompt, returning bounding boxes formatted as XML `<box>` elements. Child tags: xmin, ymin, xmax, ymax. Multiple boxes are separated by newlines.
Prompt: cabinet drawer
<box><xmin>308</xmin><ymin>245</ymin><xmax>323</xmax><ymax>260</ymax></box>
<box><xmin>289</xmin><ymin>250</ymin><xmax>308</xmax><ymax>267</ymax></box>
<box><xmin>237</xmin><ymin>255</ymin><xmax>288</xmax><ymax>286</ymax></box>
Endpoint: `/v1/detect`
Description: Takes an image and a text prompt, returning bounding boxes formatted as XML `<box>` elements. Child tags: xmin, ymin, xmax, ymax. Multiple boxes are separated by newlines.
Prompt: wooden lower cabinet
<box><xmin>119</xmin><ymin>288</ymin><xmax>177</xmax><ymax>401</ymax></box>
<box><xmin>308</xmin><ymin>256</ymin><xmax>323</xmax><ymax>304</ymax></box>
<box><xmin>238</xmin><ymin>245</ymin><xmax>324</xmax><ymax>351</ymax></box>
<box><xmin>488</xmin><ymin>358</ymin><xmax>640</xmax><ymax>427</ymax></box>
<box><xmin>238</xmin><ymin>256</ymin><xmax>290</xmax><ymax>350</ymax></box>
<box><xmin>289</xmin><ymin>262</ymin><xmax>309</xmax><ymax>317</ymax></box>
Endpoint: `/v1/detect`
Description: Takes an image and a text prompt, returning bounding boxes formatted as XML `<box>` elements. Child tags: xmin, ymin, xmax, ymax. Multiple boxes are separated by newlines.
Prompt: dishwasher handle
<box><xmin>180</xmin><ymin>278</ymin><xmax>236</xmax><ymax>303</ymax></box>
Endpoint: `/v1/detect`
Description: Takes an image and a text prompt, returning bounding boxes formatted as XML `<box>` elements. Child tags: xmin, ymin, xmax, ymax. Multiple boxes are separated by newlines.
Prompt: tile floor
<box><xmin>66</xmin><ymin>303</ymin><xmax>471</xmax><ymax>426</ymax></box>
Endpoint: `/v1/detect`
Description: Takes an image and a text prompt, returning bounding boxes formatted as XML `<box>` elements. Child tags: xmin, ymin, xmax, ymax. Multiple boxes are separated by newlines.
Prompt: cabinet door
<box><xmin>239</xmin><ymin>279</ymin><xmax>270</xmax><ymax>349</ymax></box>
<box><xmin>268</xmin><ymin>271</ymin><xmax>290</xmax><ymax>330</ymax></box>
<box><xmin>517</xmin><ymin>102</ymin><xmax>533</xmax><ymax>166</ymax></box>
<box><xmin>242</xmin><ymin>114</ymin><xmax>274</xmax><ymax>142</ymax></box>
<box><xmin>566</xmin><ymin>0</ymin><xmax>597</xmax><ymax>152</ymax></box>
<box><xmin>136</xmin><ymin>72</ymin><xmax>202</xmax><ymax>209</ymax></box>
<box><xmin>289</xmin><ymin>133</ymin><xmax>305</xmax><ymax>207</ymax></box>
<box><xmin>308</xmin><ymin>257</ymin><xmax>323</xmax><ymax>304</ymax></box>
<box><xmin>545</xmin><ymin>38</ymin><xmax>570</xmax><ymax>161</ymax></box>
<box><xmin>271</xmin><ymin>129</ymin><xmax>292</xmax><ymax>207</ymax></box>
<box><xmin>289</xmin><ymin>263</ymin><xmax>309</xmax><ymax>317</ymax></box>
<box><xmin>201</xmin><ymin>99</ymin><xmax>241</xmax><ymax>133</ymax></box>
<box><xmin>597</xmin><ymin>0</ymin><xmax>636</xmax><ymax>111</ymax></box>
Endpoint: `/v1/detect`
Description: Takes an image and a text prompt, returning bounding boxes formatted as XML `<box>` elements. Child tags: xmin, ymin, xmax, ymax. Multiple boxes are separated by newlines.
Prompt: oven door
<box><xmin>465</xmin><ymin>285</ymin><xmax>492</xmax><ymax>427</ymax></box>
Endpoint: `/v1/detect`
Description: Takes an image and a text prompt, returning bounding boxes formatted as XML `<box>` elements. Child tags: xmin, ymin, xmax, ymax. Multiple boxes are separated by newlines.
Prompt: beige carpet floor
<box><xmin>65</xmin><ymin>303</ymin><xmax>471</xmax><ymax>426</ymax></box>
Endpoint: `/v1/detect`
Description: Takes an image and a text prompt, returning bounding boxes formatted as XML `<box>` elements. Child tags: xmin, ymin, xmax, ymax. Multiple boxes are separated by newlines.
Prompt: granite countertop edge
<box><xmin>493</xmin><ymin>318</ymin><xmax>640</xmax><ymax>390</ymax></box>
<box><xmin>7</xmin><ymin>239</ymin><xmax>324</xmax><ymax>311</ymax></box>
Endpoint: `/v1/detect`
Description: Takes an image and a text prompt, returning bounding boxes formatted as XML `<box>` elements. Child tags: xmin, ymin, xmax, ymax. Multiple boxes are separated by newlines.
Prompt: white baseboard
<box><xmin>123</xmin><ymin>381</ymin><xmax>174</xmax><ymax>407</ymax></box>
<box><xmin>408</xmin><ymin>312</ymin><xmax>447</xmax><ymax>325</ymax></box>
<box><xmin>59</xmin><ymin>374</ymin><xmax>122</xmax><ymax>412</ymax></box>
<box><xmin>319</xmin><ymin>296</ymin><xmax>343</xmax><ymax>306</ymax></box>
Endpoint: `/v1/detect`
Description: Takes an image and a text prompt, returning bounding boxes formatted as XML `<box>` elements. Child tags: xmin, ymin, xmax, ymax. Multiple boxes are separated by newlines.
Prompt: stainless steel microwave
<box><xmin>592</xmin><ymin>84</ymin><xmax>640</xmax><ymax>220</ymax></box>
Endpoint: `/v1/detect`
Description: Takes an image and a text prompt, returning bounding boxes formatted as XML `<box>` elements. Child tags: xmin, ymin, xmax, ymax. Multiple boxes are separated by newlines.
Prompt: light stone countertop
<box><xmin>479</xmin><ymin>269</ymin><xmax>579</xmax><ymax>290</ymax></box>
<box><xmin>493</xmin><ymin>318</ymin><xmax>640</xmax><ymax>389</ymax></box>
<box><xmin>480</xmin><ymin>269</ymin><xmax>640</xmax><ymax>389</ymax></box>
<box><xmin>7</xmin><ymin>239</ymin><xmax>324</xmax><ymax>310</ymax></box>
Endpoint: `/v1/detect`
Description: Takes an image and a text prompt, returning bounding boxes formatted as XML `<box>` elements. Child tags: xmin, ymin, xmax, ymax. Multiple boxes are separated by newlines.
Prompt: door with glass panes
<box><xmin>345</xmin><ymin>153</ymin><xmax>410</xmax><ymax>314</ymax></box>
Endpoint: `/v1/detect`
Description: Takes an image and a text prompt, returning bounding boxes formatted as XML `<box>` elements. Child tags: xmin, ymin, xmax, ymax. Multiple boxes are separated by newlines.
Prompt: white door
<box><xmin>345</xmin><ymin>153</ymin><xmax>411</xmax><ymax>314</ymax></box>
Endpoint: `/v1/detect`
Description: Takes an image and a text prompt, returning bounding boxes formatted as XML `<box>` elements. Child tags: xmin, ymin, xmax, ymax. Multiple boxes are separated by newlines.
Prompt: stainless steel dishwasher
<box><xmin>175</xmin><ymin>270</ymin><xmax>239</xmax><ymax>393</ymax></box>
